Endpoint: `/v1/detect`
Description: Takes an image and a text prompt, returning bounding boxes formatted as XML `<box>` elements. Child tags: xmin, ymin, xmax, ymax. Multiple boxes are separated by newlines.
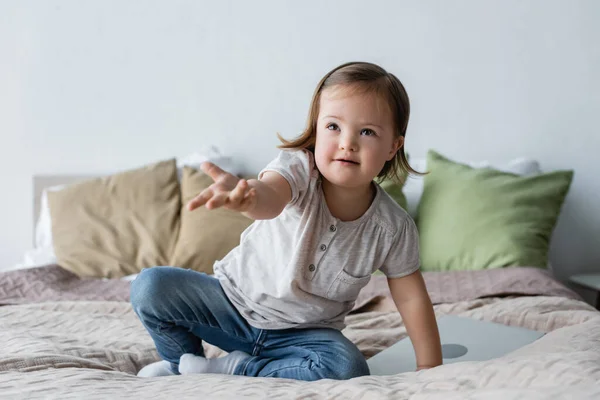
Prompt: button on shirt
<box><xmin>213</xmin><ymin>149</ymin><xmax>420</xmax><ymax>330</ymax></box>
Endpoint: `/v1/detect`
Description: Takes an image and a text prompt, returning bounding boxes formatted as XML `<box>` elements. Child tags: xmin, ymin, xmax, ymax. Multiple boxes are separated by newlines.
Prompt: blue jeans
<box><xmin>130</xmin><ymin>266</ymin><xmax>369</xmax><ymax>381</ymax></box>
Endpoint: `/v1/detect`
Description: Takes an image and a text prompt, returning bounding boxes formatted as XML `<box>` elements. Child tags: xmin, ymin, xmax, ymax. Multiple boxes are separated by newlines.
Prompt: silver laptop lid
<box><xmin>367</xmin><ymin>315</ymin><xmax>545</xmax><ymax>375</ymax></box>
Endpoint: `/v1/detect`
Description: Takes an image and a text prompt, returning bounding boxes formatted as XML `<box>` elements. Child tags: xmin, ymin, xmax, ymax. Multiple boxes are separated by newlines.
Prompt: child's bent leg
<box><xmin>130</xmin><ymin>267</ymin><xmax>256</xmax><ymax>374</ymax></box>
<box><xmin>237</xmin><ymin>328</ymin><xmax>369</xmax><ymax>381</ymax></box>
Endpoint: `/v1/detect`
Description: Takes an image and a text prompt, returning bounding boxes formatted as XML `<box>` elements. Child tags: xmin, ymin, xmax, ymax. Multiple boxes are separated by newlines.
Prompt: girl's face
<box><xmin>314</xmin><ymin>86</ymin><xmax>402</xmax><ymax>189</ymax></box>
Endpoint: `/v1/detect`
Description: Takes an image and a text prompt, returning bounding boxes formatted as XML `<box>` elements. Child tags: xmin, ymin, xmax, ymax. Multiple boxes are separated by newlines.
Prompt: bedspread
<box><xmin>1</xmin><ymin>295</ymin><xmax>599</xmax><ymax>399</ymax></box>
<box><xmin>0</xmin><ymin>265</ymin><xmax>598</xmax><ymax>399</ymax></box>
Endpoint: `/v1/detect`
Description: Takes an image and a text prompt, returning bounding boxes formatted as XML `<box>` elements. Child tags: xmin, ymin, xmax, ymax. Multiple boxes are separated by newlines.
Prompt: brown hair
<box><xmin>278</xmin><ymin>61</ymin><xmax>420</xmax><ymax>183</ymax></box>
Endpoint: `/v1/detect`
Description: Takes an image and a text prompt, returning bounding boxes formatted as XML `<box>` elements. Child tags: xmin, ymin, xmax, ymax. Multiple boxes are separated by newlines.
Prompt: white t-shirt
<box><xmin>213</xmin><ymin>149</ymin><xmax>420</xmax><ymax>330</ymax></box>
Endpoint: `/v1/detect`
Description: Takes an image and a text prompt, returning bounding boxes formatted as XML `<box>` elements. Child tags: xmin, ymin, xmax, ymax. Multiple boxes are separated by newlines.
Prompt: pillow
<box><xmin>35</xmin><ymin>184</ymin><xmax>67</xmax><ymax>249</ymax></box>
<box><xmin>48</xmin><ymin>159</ymin><xmax>181</xmax><ymax>278</ymax></box>
<box><xmin>169</xmin><ymin>166</ymin><xmax>254</xmax><ymax>274</ymax></box>
<box><xmin>33</xmin><ymin>146</ymin><xmax>237</xmax><ymax>267</ymax></box>
<box><xmin>417</xmin><ymin>150</ymin><xmax>573</xmax><ymax>272</ymax></box>
<box><xmin>176</xmin><ymin>145</ymin><xmax>241</xmax><ymax>177</ymax></box>
<box><xmin>403</xmin><ymin>157</ymin><xmax>542</xmax><ymax>218</ymax></box>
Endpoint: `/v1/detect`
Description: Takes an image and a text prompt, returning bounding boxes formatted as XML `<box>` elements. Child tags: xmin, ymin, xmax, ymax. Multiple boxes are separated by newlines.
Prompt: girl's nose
<box><xmin>339</xmin><ymin>134</ymin><xmax>358</xmax><ymax>152</ymax></box>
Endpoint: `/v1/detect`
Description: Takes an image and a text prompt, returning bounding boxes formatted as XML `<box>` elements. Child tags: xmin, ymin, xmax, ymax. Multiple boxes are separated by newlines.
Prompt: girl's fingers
<box><xmin>200</xmin><ymin>162</ymin><xmax>226</xmax><ymax>182</ymax></box>
<box><xmin>187</xmin><ymin>188</ymin><xmax>214</xmax><ymax>211</ymax></box>
<box><xmin>228</xmin><ymin>179</ymin><xmax>247</xmax><ymax>206</ymax></box>
<box><xmin>206</xmin><ymin>192</ymin><xmax>229</xmax><ymax>210</ymax></box>
<box><xmin>191</xmin><ymin>181</ymin><xmax>254</xmax><ymax>212</ymax></box>
<box><xmin>239</xmin><ymin>188</ymin><xmax>257</xmax><ymax>211</ymax></box>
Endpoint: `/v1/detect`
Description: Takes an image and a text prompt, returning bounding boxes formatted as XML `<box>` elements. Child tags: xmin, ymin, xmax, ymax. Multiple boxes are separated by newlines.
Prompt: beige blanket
<box><xmin>1</xmin><ymin>295</ymin><xmax>599</xmax><ymax>399</ymax></box>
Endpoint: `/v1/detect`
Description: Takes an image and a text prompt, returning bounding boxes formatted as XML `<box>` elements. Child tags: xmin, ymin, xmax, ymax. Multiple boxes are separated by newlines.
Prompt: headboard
<box><xmin>32</xmin><ymin>175</ymin><xmax>96</xmax><ymax>243</ymax></box>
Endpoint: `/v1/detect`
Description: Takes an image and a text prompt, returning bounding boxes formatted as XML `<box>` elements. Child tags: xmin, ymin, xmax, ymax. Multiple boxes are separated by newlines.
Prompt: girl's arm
<box><xmin>243</xmin><ymin>172</ymin><xmax>292</xmax><ymax>220</ymax></box>
<box><xmin>187</xmin><ymin>162</ymin><xmax>291</xmax><ymax>220</ymax></box>
<box><xmin>387</xmin><ymin>270</ymin><xmax>443</xmax><ymax>371</ymax></box>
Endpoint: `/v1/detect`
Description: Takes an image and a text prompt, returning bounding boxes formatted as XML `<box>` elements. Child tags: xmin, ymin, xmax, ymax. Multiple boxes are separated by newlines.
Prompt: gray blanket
<box><xmin>0</xmin><ymin>264</ymin><xmax>581</xmax><ymax>308</ymax></box>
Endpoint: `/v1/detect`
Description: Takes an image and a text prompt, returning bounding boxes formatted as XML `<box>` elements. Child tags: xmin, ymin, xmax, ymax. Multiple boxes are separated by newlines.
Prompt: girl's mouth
<box><xmin>334</xmin><ymin>159</ymin><xmax>360</xmax><ymax>165</ymax></box>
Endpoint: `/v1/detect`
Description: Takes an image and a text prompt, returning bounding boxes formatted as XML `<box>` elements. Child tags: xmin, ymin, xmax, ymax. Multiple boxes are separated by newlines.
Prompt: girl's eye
<box><xmin>327</xmin><ymin>123</ymin><xmax>339</xmax><ymax>131</ymax></box>
<box><xmin>361</xmin><ymin>128</ymin><xmax>376</xmax><ymax>136</ymax></box>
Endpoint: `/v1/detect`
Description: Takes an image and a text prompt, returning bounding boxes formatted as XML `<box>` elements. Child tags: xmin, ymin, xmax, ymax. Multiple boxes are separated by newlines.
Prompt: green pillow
<box><xmin>417</xmin><ymin>150</ymin><xmax>573</xmax><ymax>271</ymax></box>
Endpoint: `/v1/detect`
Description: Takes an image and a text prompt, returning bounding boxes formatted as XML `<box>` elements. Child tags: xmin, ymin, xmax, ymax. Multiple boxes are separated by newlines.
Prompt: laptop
<box><xmin>367</xmin><ymin>315</ymin><xmax>545</xmax><ymax>375</ymax></box>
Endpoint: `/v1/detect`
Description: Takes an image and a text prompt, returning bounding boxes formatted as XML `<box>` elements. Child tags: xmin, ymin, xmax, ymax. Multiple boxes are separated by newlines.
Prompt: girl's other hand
<box><xmin>187</xmin><ymin>162</ymin><xmax>257</xmax><ymax>212</ymax></box>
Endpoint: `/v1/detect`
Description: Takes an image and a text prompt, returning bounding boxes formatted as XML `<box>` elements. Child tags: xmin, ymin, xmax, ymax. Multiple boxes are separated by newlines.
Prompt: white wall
<box><xmin>1</xmin><ymin>1</ymin><xmax>599</xmax><ymax>285</ymax></box>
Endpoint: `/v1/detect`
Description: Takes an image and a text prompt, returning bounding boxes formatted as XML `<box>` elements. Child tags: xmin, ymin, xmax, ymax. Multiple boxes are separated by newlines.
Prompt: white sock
<box><xmin>137</xmin><ymin>360</ymin><xmax>177</xmax><ymax>377</ymax></box>
<box><xmin>179</xmin><ymin>351</ymin><xmax>250</xmax><ymax>375</ymax></box>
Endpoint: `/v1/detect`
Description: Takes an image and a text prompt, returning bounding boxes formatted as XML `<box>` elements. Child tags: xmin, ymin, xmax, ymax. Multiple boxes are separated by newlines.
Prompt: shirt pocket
<box><xmin>326</xmin><ymin>269</ymin><xmax>371</xmax><ymax>302</ymax></box>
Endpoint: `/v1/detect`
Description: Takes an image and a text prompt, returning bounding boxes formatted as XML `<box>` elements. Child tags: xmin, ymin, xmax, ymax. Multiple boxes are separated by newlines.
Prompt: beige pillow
<box><xmin>48</xmin><ymin>159</ymin><xmax>181</xmax><ymax>278</ymax></box>
<box><xmin>170</xmin><ymin>166</ymin><xmax>254</xmax><ymax>274</ymax></box>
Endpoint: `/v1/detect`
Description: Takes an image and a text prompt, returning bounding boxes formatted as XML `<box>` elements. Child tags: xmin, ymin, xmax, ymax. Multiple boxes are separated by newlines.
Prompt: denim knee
<box><xmin>130</xmin><ymin>266</ymin><xmax>174</xmax><ymax>313</ymax></box>
<box><xmin>336</xmin><ymin>356</ymin><xmax>370</xmax><ymax>380</ymax></box>
<box><xmin>327</xmin><ymin>342</ymin><xmax>370</xmax><ymax>380</ymax></box>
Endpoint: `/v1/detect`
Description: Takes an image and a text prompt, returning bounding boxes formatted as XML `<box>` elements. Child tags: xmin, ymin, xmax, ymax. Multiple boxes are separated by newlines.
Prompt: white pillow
<box><xmin>175</xmin><ymin>145</ymin><xmax>241</xmax><ymax>177</ymax></box>
<box><xmin>403</xmin><ymin>156</ymin><xmax>542</xmax><ymax>219</ymax></box>
<box><xmin>35</xmin><ymin>184</ymin><xmax>67</xmax><ymax>249</ymax></box>
<box><xmin>29</xmin><ymin>146</ymin><xmax>237</xmax><ymax>269</ymax></box>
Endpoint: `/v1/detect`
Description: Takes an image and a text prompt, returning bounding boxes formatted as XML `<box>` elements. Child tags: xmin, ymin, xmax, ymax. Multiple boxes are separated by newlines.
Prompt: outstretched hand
<box><xmin>187</xmin><ymin>162</ymin><xmax>257</xmax><ymax>212</ymax></box>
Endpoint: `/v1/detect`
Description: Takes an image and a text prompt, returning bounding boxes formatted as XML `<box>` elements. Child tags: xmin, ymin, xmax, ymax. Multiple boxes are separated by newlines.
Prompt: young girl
<box><xmin>131</xmin><ymin>61</ymin><xmax>442</xmax><ymax>381</ymax></box>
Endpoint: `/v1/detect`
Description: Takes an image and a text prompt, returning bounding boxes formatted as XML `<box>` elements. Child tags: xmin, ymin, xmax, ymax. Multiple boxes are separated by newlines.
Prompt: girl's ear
<box><xmin>387</xmin><ymin>137</ymin><xmax>404</xmax><ymax>161</ymax></box>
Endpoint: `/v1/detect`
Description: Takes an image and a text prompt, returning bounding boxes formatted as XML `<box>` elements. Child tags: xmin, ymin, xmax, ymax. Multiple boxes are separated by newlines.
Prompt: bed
<box><xmin>2</xmin><ymin>156</ymin><xmax>599</xmax><ymax>399</ymax></box>
<box><xmin>1</xmin><ymin>264</ymin><xmax>599</xmax><ymax>399</ymax></box>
